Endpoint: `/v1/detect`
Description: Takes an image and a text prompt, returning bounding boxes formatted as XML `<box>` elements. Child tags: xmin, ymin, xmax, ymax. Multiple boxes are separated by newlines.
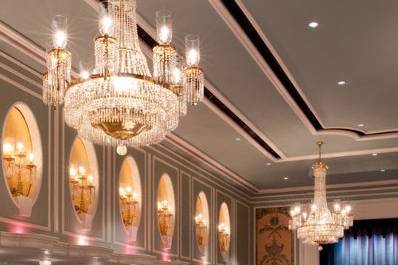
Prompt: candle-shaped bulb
<box><xmin>185</xmin><ymin>35</ymin><xmax>200</xmax><ymax>66</ymax></box>
<box><xmin>156</xmin><ymin>10</ymin><xmax>172</xmax><ymax>44</ymax></box>
<box><xmin>172</xmin><ymin>67</ymin><xmax>182</xmax><ymax>84</ymax></box>
<box><xmin>334</xmin><ymin>203</ymin><xmax>341</xmax><ymax>212</ymax></box>
<box><xmin>99</xmin><ymin>15</ymin><xmax>113</xmax><ymax>36</ymax></box>
<box><xmin>28</xmin><ymin>152</ymin><xmax>35</xmax><ymax>163</ymax></box>
<box><xmin>16</xmin><ymin>142</ymin><xmax>25</xmax><ymax>153</ymax></box>
<box><xmin>132</xmin><ymin>192</ymin><xmax>138</xmax><ymax>201</ymax></box>
<box><xmin>69</xmin><ymin>166</ymin><xmax>77</xmax><ymax>177</ymax></box>
<box><xmin>54</xmin><ymin>31</ymin><xmax>67</xmax><ymax>48</ymax></box>
<box><xmin>52</xmin><ymin>15</ymin><xmax>68</xmax><ymax>48</ymax></box>
<box><xmin>88</xmin><ymin>175</ymin><xmax>94</xmax><ymax>184</ymax></box>
<box><xmin>3</xmin><ymin>142</ymin><xmax>14</xmax><ymax>155</ymax></box>
<box><xmin>80</xmin><ymin>70</ymin><xmax>90</xmax><ymax>80</ymax></box>
<box><xmin>344</xmin><ymin>205</ymin><xmax>352</xmax><ymax>214</ymax></box>
<box><xmin>78</xmin><ymin>166</ymin><xmax>86</xmax><ymax>175</ymax></box>
<box><xmin>126</xmin><ymin>186</ymin><xmax>132</xmax><ymax>194</ymax></box>
<box><xmin>119</xmin><ymin>187</ymin><xmax>125</xmax><ymax>196</ymax></box>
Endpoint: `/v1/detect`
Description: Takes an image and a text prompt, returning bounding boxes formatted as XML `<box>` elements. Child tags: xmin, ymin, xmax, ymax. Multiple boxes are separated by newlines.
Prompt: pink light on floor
<box><xmin>9</xmin><ymin>222</ymin><xmax>28</xmax><ymax>234</ymax></box>
<box><xmin>124</xmin><ymin>243</ymin><xmax>137</xmax><ymax>255</ymax></box>
<box><xmin>161</xmin><ymin>248</ymin><xmax>171</xmax><ymax>262</ymax></box>
<box><xmin>76</xmin><ymin>235</ymin><xmax>89</xmax><ymax>246</ymax></box>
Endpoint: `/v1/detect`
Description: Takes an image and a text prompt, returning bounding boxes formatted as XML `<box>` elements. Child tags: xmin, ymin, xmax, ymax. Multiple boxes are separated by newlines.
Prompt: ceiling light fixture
<box><xmin>289</xmin><ymin>141</ymin><xmax>353</xmax><ymax>250</ymax></box>
<box><xmin>266</xmin><ymin>162</ymin><xmax>271</xmax><ymax>166</ymax></box>
<box><xmin>358</xmin><ymin>124</ymin><xmax>365</xmax><ymax>127</ymax></box>
<box><xmin>380</xmin><ymin>169</ymin><xmax>386</xmax><ymax>172</ymax></box>
<box><xmin>42</xmin><ymin>0</ymin><xmax>204</xmax><ymax>152</ymax></box>
<box><xmin>235</xmin><ymin>137</ymin><xmax>241</xmax><ymax>141</ymax></box>
<box><xmin>308</xmin><ymin>21</ymin><xmax>319</xmax><ymax>28</ymax></box>
<box><xmin>284</xmin><ymin>177</ymin><xmax>289</xmax><ymax>180</ymax></box>
<box><xmin>372</xmin><ymin>153</ymin><xmax>378</xmax><ymax>157</ymax></box>
<box><xmin>337</xmin><ymin>80</ymin><xmax>347</xmax><ymax>86</ymax></box>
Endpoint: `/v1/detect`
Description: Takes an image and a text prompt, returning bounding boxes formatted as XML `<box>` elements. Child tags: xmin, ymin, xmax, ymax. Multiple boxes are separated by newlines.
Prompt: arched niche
<box><xmin>218</xmin><ymin>202</ymin><xmax>231</xmax><ymax>261</ymax></box>
<box><xmin>157</xmin><ymin>173</ymin><xmax>175</xmax><ymax>249</ymax></box>
<box><xmin>195</xmin><ymin>191</ymin><xmax>210</xmax><ymax>256</ymax></box>
<box><xmin>119</xmin><ymin>156</ymin><xmax>142</xmax><ymax>242</ymax></box>
<box><xmin>69</xmin><ymin>136</ymin><xmax>99</xmax><ymax>230</ymax></box>
<box><xmin>2</xmin><ymin>103</ymin><xmax>43</xmax><ymax>217</ymax></box>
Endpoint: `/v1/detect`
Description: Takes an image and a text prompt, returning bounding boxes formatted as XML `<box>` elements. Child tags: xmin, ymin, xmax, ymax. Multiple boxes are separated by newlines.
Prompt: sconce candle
<box><xmin>195</xmin><ymin>214</ymin><xmax>208</xmax><ymax>251</ymax></box>
<box><xmin>119</xmin><ymin>186</ymin><xmax>139</xmax><ymax>227</ymax></box>
<box><xmin>218</xmin><ymin>223</ymin><xmax>230</xmax><ymax>254</ymax></box>
<box><xmin>2</xmin><ymin>140</ymin><xmax>36</xmax><ymax>198</ymax></box>
<box><xmin>157</xmin><ymin>200</ymin><xmax>174</xmax><ymax>238</ymax></box>
<box><xmin>69</xmin><ymin>165</ymin><xmax>95</xmax><ymax>215</ymax></box>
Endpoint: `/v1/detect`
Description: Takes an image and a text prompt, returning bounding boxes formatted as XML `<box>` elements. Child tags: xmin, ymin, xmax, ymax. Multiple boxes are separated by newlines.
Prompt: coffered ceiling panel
<box><xmin>242</xmin><ymin>0</ymin><xmax>398</xmax><ymax>133</ymax></box>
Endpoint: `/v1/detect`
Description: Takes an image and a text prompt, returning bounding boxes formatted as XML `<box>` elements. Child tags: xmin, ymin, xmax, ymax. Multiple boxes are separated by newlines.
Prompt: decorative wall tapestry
<box><xmin>256</xmin><ymin>207</ymin><xmax>294</xmax><ymax>265</ymax></box>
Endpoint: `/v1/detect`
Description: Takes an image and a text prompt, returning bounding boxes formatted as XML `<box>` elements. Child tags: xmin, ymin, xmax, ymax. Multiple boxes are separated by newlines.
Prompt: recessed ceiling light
<box><xmin>266</xmin><ymin>162</ymin><xmax>271</xmax><ymax>166</ymax></box>
<box><xmin>358</xmin><ymin>123</ymin><xmax>365</xmax><ymax>127</ymax></box>
<box><xmin>308</xmin><ymin>21</ymin><xmax>319</xmax><ymax>28</ymax></box>
<box><xmin>337</xmin><ymin>80</ymin><xmax>347</xmax><ymax>85</ymax></box>
<box><xmin>380</xmin><ymin>169</ymin><xmax>386</xmax><ymax>172</ymax></box>
<box><xmin>372</xmin><ymin>153</ymin><xmax>378</xmax><ymax>156</ymax></box>
<box><xmin>235</xmin><ymin>137</ymin><xmax>241</xmax><ymax>141</ymax></box>
<box><xmin>284</xmin><ymin>177</ymin><xmax>289</xmax><ymax>180</ymax></box>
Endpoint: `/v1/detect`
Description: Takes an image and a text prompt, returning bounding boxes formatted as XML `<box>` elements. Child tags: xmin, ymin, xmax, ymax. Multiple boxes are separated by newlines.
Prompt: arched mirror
<box><xmin>194</xmin><ymin>191</ymin><xmax>209</xmax><ymax>256</ymax></box>
<box><xmin>157</xmin><ymin>173</ymin><xmax>175</xmax><ymax>249</ymax></box>
<box><xmin>218</xmin><ymin>202</ymin><xmax>231</xmax><ymax>261</ymax></box>
<box><xmin>2</xmin><ymin>103</ymin><xmax>43</xmax><ymax>217</ymax></box>
<box><xmin>119</xmin><ymin>156</ymin><xmax>142</xmax><ymax>242</ymax></box>
<box><xmin>69</xmin><ymin>136</ymin><xmax>99</xmax><ymax>230</ymax></box>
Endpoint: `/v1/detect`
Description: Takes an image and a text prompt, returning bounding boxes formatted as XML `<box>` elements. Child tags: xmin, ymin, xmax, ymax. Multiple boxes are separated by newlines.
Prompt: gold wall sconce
<box><xmin>218</xmin><ymin>223</ymin><xmax>230</xmax><ymax>256</ymax></box>
<box><xmin>157</xmin><ymin>199</ymin><xmax>174</xmax><ymax>249</ymax></box>
<box><xmin>69</xmin><ymin>165</ymin><xmax>95</xmax><ymax>229</ymax></box>
<box><xmin>2</xmin><ymin>140</ymin><xmax>36</xmax><ymax>217</ymax></box>
<box><xmin>119</xmin><ymin>186</ymin><xmax>139</xmax><ymax>241</ymax></box>
<box><xmin>218</xmin><ymin>202</ymin><xmax>231</xmax><ymax>261</ymax></box>
<box><xmin>195</xmin><ymin>214</ymin><xmax>208</xmax><ymax>254</ymax></box>
<box><xmin>195</xmin><ymin>191</ymin><xmax>210</xmax><ymax>256</ymax></box>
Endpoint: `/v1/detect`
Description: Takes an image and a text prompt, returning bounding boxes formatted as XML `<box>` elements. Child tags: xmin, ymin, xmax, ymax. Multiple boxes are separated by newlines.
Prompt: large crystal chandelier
<box><xmin>289</xmin><ymin>141</ymin><xmax>353</xmax><ymax>250</ymax></box>
<box><xmin>42</xmin><ymin>0</ymin><xmax>204</xmax><ymax>152</ymax></box>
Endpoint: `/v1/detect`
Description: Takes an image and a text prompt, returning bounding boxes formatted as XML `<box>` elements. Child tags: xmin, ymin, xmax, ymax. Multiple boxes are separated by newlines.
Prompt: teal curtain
<box><xmin>321</xmin><ymin>219</ymin><xmax>398</xmax><ymax>265</ymax></box>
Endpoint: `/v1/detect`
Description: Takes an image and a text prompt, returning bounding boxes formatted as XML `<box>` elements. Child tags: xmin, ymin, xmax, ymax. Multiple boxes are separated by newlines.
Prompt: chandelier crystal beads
<box><xmin>42</xmin><ymin>0</ymin><xmax>204</xmax><ymax>149</ymax></box>
<box><xmin>289</xmin><ymin>141</ymin><xmax>353</xmax><ymax>250</ymax></box>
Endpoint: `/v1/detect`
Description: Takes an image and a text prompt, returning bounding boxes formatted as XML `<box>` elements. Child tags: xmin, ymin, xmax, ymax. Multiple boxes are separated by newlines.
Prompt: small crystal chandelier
<box><xmin>289</xmin><ymin>141</ymin><xmax>353</xmax><ymax>250</ymax></box>
<box><xmin>42</xmin><ymin>0</ymin><xmax>204</xmax><ymax>150</ymax></box>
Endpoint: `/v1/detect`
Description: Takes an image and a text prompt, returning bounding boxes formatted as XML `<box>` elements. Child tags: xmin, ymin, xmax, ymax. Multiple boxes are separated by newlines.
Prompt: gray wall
<box><xmin>0</xmin><ymin>53</ymin><xmax>252</xmax><ymax>265</ymax></box>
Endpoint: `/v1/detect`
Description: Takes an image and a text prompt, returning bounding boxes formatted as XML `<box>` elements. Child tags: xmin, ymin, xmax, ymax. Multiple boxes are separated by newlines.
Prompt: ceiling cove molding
<box><xmin>212</xmin><ymin>0</ymin><xmax>398</xmax><ymax>141</ymax></box>
<box><xmin>89</xmin><ymin>0</ymin><xmax>284</xmax><ymax>160</ymax></box>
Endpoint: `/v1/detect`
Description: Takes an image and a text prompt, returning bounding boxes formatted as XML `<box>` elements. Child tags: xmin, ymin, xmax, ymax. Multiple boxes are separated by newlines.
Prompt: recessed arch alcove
<box><xmin>118</xmin><ymin>155</ymin><xmax>142</xmax><ymax>242</ymax></box>
<box><xmin>195</xmin><ymin>191</ymin><xmax>210</xmax><ymax>256</ymax></box>
<box><xmin>69</xmin><ymin>136</ymin><xmax>99</xmax><ymax>230</ymax></box>
<box><xmin>218</xmin><ymin>202</ymin><xmax>231</xmax><ymax>261</ymax></box>
<box><xmin>1</xmin><ymin>102</ymin><xmax>43</xmax><ymax>217</ymax></box>
<box><xmin>156</xmin><ymin>173</ymin><xmax>175</xmax><ymax>249</ymax></box>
